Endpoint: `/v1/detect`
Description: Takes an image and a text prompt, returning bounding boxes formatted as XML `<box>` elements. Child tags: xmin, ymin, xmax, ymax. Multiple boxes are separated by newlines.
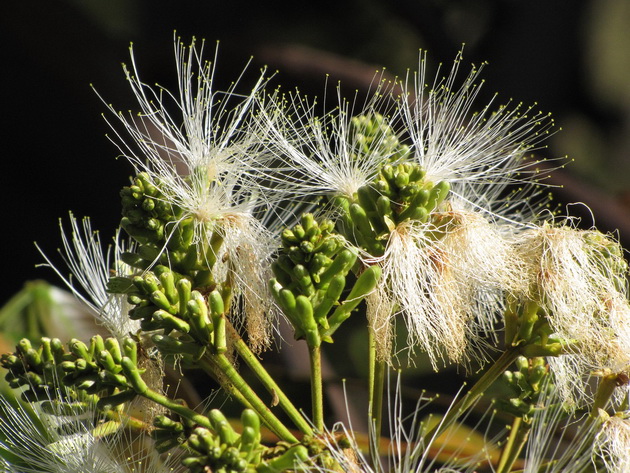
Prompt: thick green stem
<box><xmin>367</xmin><ymin>328</ymin><xmax>385</xmax><ymax>470</ymax></box>
<box><xmin>590</xmin><ymin>373</ymin><xmax>620</xmax><ymax>417</ymax></box>
<box><xmin>496</xmin><ymin>417</ymin><xmax>531</xmax><ymax>473</ymax></box>
<box><xmin>229</xmin><ymin>325</ymin><xmax>313</xmax><ymax>436</ymax></box>
<box><xmin>309</xmin><ymin>344</ymin><xmax>324</xmax><ymax>431</ymax></box>
<box><xmin>200</xmin><ymin>352</ymin><xmax>298</xmax><ymax>443</ymax></box>
<box><xmin>422</xmin><ymin>348</ymin><xmax>520</xmax><ymax>444</ymax></box>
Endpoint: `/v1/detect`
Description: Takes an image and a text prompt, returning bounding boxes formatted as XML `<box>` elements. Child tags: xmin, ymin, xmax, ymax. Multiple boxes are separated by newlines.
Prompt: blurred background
<box><xmin>1</xmin><ymin>0</ymin><xmax>630</xmax><ymax>446</ymax></box>
<box><xmin>2</xmin><ymin>0</ymin><xmax>630</xmax><ymax>302</ymax></box>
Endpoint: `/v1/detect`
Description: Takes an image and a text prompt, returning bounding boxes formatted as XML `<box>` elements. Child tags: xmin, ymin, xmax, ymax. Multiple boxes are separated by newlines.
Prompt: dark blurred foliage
<box><xmin>2</xmin><ymin>0</ymin><xmax>630</xmax><ymax>438</ymax></box>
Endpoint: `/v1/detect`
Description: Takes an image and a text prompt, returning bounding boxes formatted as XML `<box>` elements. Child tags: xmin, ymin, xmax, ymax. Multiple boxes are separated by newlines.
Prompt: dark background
<box><xmin>2</xmin><ymin>0</ymin><xmax>630</xmax><ymax>305</ymax></box>
<box><xmin>2</xmin><ymin>0</ymin><xmax>630</xmax><ymax>439</ymax></box>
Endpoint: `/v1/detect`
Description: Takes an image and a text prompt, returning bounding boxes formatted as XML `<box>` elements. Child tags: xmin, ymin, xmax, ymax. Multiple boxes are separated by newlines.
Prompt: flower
<box><xmin>258</xmin><ymin>78</ymin><xmax>403</xmax><ymax>201</ymax></box>
<box><xmin>515</xmin><ymin>222</ymin><xmax>630</xmax><ymax>404</ymax></box>
<box><xmin>399</xmin><ymin>50</ymin><xmax>555</xmax><ymax>225</ymax></box>
<box><xmin>259</xmin><ymin>50</ymin><xmax>553</xmax><ymax>367</ymax></box>
<box><xmin>375</xmin><ymin>211</ymin><xmax>518</xmax><ymax>367</ymax></box>
<box><xmin>37</xmin><ymin>214</ymin><xmax>139</xmax><ymax>341</ymax></box>
<box><xmin>594</xmin><ymin>413</ymin><xmax>630</xmax><ymax>473</ymax></box>
<box><xmin>100</xmin><ymin>36</ymin><xmax>281</xmax><ymax>350</ymax></box>
<box><xmin>0</xmin><ymin>386</ymin><xmax>180</xmax><ymax>473</ymax></box>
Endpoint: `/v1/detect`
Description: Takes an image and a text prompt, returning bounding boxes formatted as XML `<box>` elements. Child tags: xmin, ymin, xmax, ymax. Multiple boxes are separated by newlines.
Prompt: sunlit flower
<box><xmin>257</xmin><ymin>76</ymin><xmax>401</xmax><ymax>202</ymax></box>
<box><xmin>399</xmin><ymin>50</ymin><xmax>555</xmax><ymax>225</ymax></box>
<box><xmin>375</xmin><ymin>212</ymin><xmax>519</xmax><ymax>367</ymax></box>
<box><xmin>259</xmin><ymin>51</ymin><xmax>549</xmax><ymax>367</ymax></box>
<box><xmin>595</xmin><ymin>413</ymin><xmax>630</xmax><ymax>473</ymax></box>
<box><xmin>37</xmin><ymin>214</ymin><xmax>138</xmax><ymax>341</ymax></box>
<box><xmin>100</xmin><ymin>37</ymin><xmax>280</xmax><ymax>350</ymax></box>
<box><xmin>516</xmin><ymin>222</ymin><xmax>630</xmax><ymax>404</ymax></box>
<box><xmin>0</xmin><ymin>386</ymin><xmax>180</xmax><ymax>473</ymax></box>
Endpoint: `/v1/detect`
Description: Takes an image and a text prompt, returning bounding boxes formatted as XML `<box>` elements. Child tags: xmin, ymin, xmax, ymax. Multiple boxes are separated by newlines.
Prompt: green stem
<box><xmin>229</xmin><ymin>325</ymin><xmax>313</xmax><ymax>436</ymax></box>
<box><xmin>197</xmin><ymin>354</ymin><xmax>252</xmax><ymax>408</ymax></box>
<box><xmin>496</xmin><ymin>417</ymin><xmax>531</xmax><ymax>473</ymax></box>
<box><xmin>201</xmin><ymin>352</ymin><xmax>298</xmax><ymax>443</ymax></box>
<box><xmin>308</xmin><ymin>343</ymin><xmax>324</xmax><ymax>432</ymax></box>
<box><xmin>367</xmin><ymin>328</ymin><xmax>385</xmax><ymax>469</ymax></box>
<box><xmin>422</xmin><ymin>348</ymin><xmax>520</xmax><ymax>444</ymax></box>
<box><xmin>590</xmin><ymin>373</ymin><xmax>620</xmax><ymax>417</ymax></box>
<box><xmin>139</xmin><ymin>387</ymin><xmax>213</xmax><ymax>430</ymax></box>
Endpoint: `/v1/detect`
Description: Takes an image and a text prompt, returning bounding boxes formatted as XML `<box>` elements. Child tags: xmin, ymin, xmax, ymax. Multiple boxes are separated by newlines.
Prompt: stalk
<box><xmin>139</xmin><ymin>387</ymin><xmax>214</xmax><ymax>430</ymax></box>
<box><xmin>228</xmin><ymin>324</ymin><xmax>313</xmax><ymax>436</ymax></box>
<box><xmin>496</xmin><ymin>417</ymin><xmax>531</xmax><ymax>473</ymax></box>
<box><xmin>367</xmin><ymin>328</ymin><xmax>386</xmax><ymax>469</ymax></box>
<box><xmin>309</xmin><ymin>344</ymin><xmax>324</xmax><ymax>431</ymax></box>
<box><xmin>200</xmin><ymin>352</ymin><xmax>298</xmax><ymax>443</ymax></box>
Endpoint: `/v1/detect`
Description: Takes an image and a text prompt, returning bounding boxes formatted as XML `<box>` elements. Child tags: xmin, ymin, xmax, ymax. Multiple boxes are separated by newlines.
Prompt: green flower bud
<box><xmin>25</xmin><ymin>348</ymin><xmax>41</xmax><ymax>369</ymax></box>
<box><xmin>296</xmin><ymin>295</ymin><xmax>319</xmax><ymax>347</ymax></box>
<box><xmin>104</xmin><ymin>338</ymin><xmax>123</xmax><ymax>364</ymax></box>
<box><xmin>349</xmin><ymin>203</ymin><xmax>377</xmax><ymax>243</ymax></box>
<box><xmin>325</xmin><ymin>265</ymin><xmax>382</xmax><ymax>337</ymax></box>
<box><xmin>120</xmin><ymin>357</ymin><xmax>147</xmax><ymax>394</ymax></box>
<box><xmin>313</xmin><ymin>274</ymin><xmax>346</xmax><ymax>328</ymax></box>
<box><xmin>153</xmin><ymin>310</ymin><xmax>191</xmax><ymax>334</ymax></box>
<box><xmin>292</xmin><ymin>264</ymin><xmax>314</xmax><ymax>295</ymax></box>
<box><xmin>158</xmin><ymin>269</ymin><xmax>178</xmax><ymax>305</ymax></box>
<box><xmin>240</xmin><ymin>408</ymin><xmax>260</xmax><ymax>434</ymax></box>
<box><xmin>122</xmin><ymin>337</ymin><xmax>138</xmax><ymax>366</ymax></box>
<box><xmin>317</xmin><ymin>249</ymin><xmax>357</xmax><ymax>286</ymax></box>
<box><xmin>425</xmin><ymin>180</ymin><xmax>450</xmax><ymax>212</ymax></box>
<box><xmin>69</xmin><ymin>339</ymin><xmax>91</xmax><ymax>362</ymax></box>
<box><xmin>177</xmin><ymin>278</ymin><xmax>193</xmax><ymax>317</ymax></box>
<box><xmin>281</xmin><ymin>228</ymin><xmax>299</xmax><ymax>245</ymax></box>
<box><xmin>96</xmin><ymin>349</ymin><xmax>119</xmax><ymax>373</ymax></box>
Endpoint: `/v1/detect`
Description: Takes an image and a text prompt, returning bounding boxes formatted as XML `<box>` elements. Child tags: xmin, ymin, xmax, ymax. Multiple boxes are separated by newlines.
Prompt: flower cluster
<box><xmin>1</xmin><ymin>36</ymin><xmax>629</xmax><ymax>473</ymax></box>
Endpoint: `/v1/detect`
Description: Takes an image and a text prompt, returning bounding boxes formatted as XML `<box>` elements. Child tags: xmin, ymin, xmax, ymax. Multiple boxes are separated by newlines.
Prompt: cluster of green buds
<box><xmin>496</xmin><ymin>356</ymin><xmax>554</xmax><ymax>419</ymax></box>
<box><xmin>349</xmin><ymin>113</ymin><xmax>410</xmax><ymax>163</ymax></box>
<box><xmin>180</xmin><ymin>408</ymin><xmax>279</xmax><ymax>473</ymax></box>
<box><xmin>156</xmin><ymin>406</ymin><xmax>308</xmax><ymax>473</ymax></box>
<box><xmin>119</xmin><ymin>172</ymin><xmax>219</xmax><ymax>287</ymax></box>
<box><xmin>109</xmin><ymin>265</ymin><xmax>229</xmax><ymax>363</ymax></box>
<box><xmin>334</xmin><ymin>162</ymin><xmax>450</xmax><ymax>256</ymax></box>
<box><xmin>269</xmin><ymin>214</ymin><xmax>381</xmax><ymax>346</ymax></box>
<box><xmin>503</xmin><ymin>298</ymin><xmax>570</xmax><ymax>357</ymax></box>
<box><xmin>120</xmin><ymin>172</ymin><xmax>181</xmax><ymax>249</ymax></box>
<box><xmin>0</xmin><ymin>335</ymin><xmax>150</xmax><ymax>411</ymax></box>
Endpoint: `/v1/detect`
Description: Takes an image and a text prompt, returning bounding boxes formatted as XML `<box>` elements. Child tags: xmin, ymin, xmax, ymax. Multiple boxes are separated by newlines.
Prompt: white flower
<box><xmin>259</xmin><ymin>50</ymin><xmax>547</xmax><ymax>367</ymax></box>
<box><xmin>100</xmin><ymin>36</ymin><xmax>280</xmax><ymax>349</ymax></box>
<box><xmin>375</xmin><ymin>211</ymin><xmax>518</xmax><ymax>367</ymax></box>
<box><xmin>37</xmin><ymin>214</ymin><xmax>138</xmax><ymax>341</ymax></box>
<box><xmin>0</xmin><ymin>387</ymin><xmax>180</xmax><ymax>473</ymax></box>
<box><xmin>595</xmin><ymin>413</ymin><xmax>630</xmax><ymax>473</ymax></box>
<box><xmin>257</xmin><ymin>75</ymin><xmax>402</xmax><ymax>201</ymax></box>
<box><xmin>314</xmin><ymin>376</ymin><xmax>498</xmax><ymax>473</ymax></box>
<box><xmin>399</xmin><ymin>50</ymin><xmax>555</xmax><ymax>225</ymax></box>
<box><xmin>516</xmin><ymin>223</ymin><xmax>630</xmax><ymax>404</ymax></box>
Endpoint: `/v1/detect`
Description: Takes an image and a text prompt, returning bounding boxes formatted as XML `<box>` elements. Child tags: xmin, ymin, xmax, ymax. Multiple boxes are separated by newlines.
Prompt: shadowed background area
<box><xmin>3</xmin><ymin>0</ymin><xmax>630</xmax><ymax>301</ymax></box>
<box><xmin>1</xmin><ymin>0</ymin><xmax>630</xmax><ymax>441</ymax></box>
